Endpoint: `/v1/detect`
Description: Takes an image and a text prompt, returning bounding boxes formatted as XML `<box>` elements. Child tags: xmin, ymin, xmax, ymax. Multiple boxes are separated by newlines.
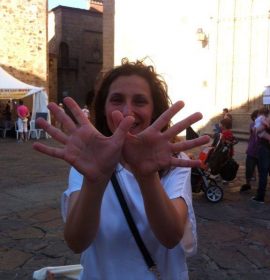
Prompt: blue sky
<box><xmin>48</xmin><ymin>0</ymin><xmax>87</xmax><ymax>10</ymax></box>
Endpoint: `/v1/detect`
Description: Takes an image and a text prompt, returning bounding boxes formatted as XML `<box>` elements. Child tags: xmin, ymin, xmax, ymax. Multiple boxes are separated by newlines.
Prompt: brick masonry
<box><xmin>48</xmin><ymin>6</ymin><xmax>103</xmax><ymax>106</ymax></box>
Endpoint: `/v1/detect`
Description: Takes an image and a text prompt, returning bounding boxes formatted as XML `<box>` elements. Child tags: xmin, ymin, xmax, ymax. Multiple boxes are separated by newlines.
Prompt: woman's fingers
<box><xmin>113</xmin><ymin>114</ymin><xmax>135</xmax><ymax>142</ymax></box>
<box><xmin>165</xmin><ymin>112</ymin><xmax>203</xmax><ymax>139</ymax></box>
<box><xmin>111</xmin><ymin>110</ymin><xmax>124</xmax><ymax>129</ymax></box>
<box><xmin>64</xmin><ymin>97</ymin><xmax>91</xmax><ymax>127</ymax></box>
<box><xmin>48</xmin><ymin>102</ymin><xmax>77</xmax><ymax>133</ymax></box>
<box><xmin>36</xmin><ymin>118</ymin><xmax>68</xmax><ymax>144</ymax></box>
<box><xmin>170</xmin><ymin>135</ymin><xmax>210</xmax><ymax>153</ymax></box>
<box><xmin>33</xmin><ymin>142</ymin><xmax>65</xmax><ymax>160</ymax></box>
<box><xmin>170</xmin><ymin>157</ymin><xmax>203</xmax><ymax>168</ymax></box>
<box><xmin>151</xmin><ymin>101</ymin><xmax>184</xmax><ymax>131</ymax></box>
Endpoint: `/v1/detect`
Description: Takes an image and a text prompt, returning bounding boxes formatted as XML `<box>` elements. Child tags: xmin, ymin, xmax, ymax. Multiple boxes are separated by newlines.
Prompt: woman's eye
<box><xmin>134</xmin><ymin>98</ymin><xmax>148</xmax><ymax>105</ymax></box>
<box><xmin>110</xmin><ymin>96</ymin><xmax>123</xmax><ymax>104</ymax></box>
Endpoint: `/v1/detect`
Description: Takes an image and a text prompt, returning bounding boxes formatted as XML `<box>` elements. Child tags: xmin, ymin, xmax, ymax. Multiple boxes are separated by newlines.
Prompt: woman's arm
<box><xmin>123</xmin><ymin>101</ymin><xmax>209</xmax><ymax>248</ymax></box>
<box><xmin>33</xmin><ymin>97</ymin><xmax>134</xmax><ymax>253</ymax></box>
<box><xmin>135</xmin><ymin>172</ymin><xmax>188</xmax><ymax>248</ymax></box>
<box><xmin>64</xmin><ymin>177</ymin><xmax>109</xmax><ymax>253</ymax></box>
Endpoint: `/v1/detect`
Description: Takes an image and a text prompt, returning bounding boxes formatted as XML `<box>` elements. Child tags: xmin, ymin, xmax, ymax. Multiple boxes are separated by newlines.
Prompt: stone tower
<box><xmin>48</xmin><ymin>3</ymin><xmax>103</xmax><ymax>107</ymax></box>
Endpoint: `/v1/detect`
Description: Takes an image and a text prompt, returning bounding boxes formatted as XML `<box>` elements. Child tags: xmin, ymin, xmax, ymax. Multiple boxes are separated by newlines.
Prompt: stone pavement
<box><xmin>0</xmin><ymin>137</ymin><xmax>269</xmax><ymax>280</ymax></box>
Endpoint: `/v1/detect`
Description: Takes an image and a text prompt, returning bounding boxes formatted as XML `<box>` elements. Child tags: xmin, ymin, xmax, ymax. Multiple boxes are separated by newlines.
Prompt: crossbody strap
<box><xmin>111</xmin><ymin>172</ymin><xmax>156</xmax><ymax>268</ymax></box>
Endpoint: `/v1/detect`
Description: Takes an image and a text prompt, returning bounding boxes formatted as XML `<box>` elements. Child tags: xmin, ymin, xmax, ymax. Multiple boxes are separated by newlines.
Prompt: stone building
<box><xmin>0</xmin><ymin>0</ymin><xmax>103</xmax><ymax>124</ymax></box>
<box><xmin>2</xmin><ymin>0</ymin><xmax>269</xmax><ymax>136</ymax></box>
<box><xmin>102</xmin><ymin>0</ymin><xmax>270</xmax><ymax>134</ymax></box>
<box><xmin>48</xmin><ymin>1</ymin><xmax>103</xmax><ymax>108</ymax></box>
<box><xmin>0</xmin><ymin>1</ymin><xmax>47</xmax><ymax>91</ymax></box>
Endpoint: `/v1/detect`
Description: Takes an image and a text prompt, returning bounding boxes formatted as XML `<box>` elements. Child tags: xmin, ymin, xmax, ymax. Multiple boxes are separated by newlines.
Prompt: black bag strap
<box><xmin>111</xmin><ymin>172</ymin><xmax>156</xmax><ymax>269</ymax></box>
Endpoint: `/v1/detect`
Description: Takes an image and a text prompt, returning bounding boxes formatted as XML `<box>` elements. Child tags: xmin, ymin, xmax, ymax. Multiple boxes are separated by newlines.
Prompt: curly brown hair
<box><xmin>93</xmin><ymin>58</ymin><xmax>172</xmax><ymax>136</ymax></box>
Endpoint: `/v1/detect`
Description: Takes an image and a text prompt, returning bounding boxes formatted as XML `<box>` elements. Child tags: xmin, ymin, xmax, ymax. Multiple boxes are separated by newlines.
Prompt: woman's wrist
<box><xmin>134</xmin><ymin>171</ymin><xmax>160</xmax><ymax>189</ymax></box>
<box><xmin>83</xmin><ymin>173</ymin><xmax>112</xmax><ymax>192</ymax></box>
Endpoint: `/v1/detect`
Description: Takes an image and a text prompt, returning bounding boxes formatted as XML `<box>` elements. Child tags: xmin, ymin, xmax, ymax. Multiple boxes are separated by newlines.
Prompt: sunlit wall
<box><xmin>113</xmin><ymin>0</ymin><xmax>215</xmax><ymax>127</ymax></box>
<box><xmin>105</xmin><ymin>0</ymin><xmax>270</xmax><ymax>130</ymax></box>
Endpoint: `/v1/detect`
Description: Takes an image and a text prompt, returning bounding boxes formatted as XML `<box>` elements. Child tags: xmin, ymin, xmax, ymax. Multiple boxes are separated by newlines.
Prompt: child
<box><xmin>220</xmin><ymin>118</ymin><xmax>235</xmax><ymax>156</ymax></box>
<box><xmin>213</xmin><ymin>108</ymin><xmax>232</xmax><ymax>135</ymax></box>
<box><xmin>222</xmin><ymin>108</ymin><xmax>233</xmax><ymax>123</ymax></box>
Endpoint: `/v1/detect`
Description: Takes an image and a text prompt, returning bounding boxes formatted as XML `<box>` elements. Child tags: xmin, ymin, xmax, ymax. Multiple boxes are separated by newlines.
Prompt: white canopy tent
<box><xmin>0</xmin><ymin>66</ymin><xmax>50</xmax><ymax>122</ymax></box>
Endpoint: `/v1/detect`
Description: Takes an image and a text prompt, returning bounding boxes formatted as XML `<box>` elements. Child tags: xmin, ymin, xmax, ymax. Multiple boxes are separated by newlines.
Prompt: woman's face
<box><xmin>105</xmin><ymin>75</ymin><xmax>154</xmax><ymax>135</ymax></box>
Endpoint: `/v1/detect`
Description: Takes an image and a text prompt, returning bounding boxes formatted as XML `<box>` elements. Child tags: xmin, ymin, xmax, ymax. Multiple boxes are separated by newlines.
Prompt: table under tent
<box><xmin>0</xmin><ymin>66</ymin><xmax>50</xmax><ymax>139</ymax></box>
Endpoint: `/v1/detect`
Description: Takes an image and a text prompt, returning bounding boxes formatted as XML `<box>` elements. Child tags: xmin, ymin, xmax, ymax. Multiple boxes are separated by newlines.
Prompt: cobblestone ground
<box><xmin>0</xmin><ymin>137</ymin><xmax>269</xmax><ymax>280</ymax></box>
<box><xmin>188</xmin><ymin>142</ymin><xmax>270</xmax><ymax>280</ymax></box>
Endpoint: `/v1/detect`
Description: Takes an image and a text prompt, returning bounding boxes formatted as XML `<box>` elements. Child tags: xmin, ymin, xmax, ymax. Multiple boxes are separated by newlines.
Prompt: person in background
<box><xmin>0</xmin><ymin>101</ymin><xmax>4</xmax><ymax>116</ymax></box>
<box><xmin>240</xmin><ymin>109</ymin><xmax>259</xmax><ymax>192</ymax></box>
<box><xmin>222</xmin><ymin>108</ymin><xmax>233</xmax><ymax>123</ymax></box>
<box><xmin>58</xmin><ymin>103</ymin><xmax>65</xmax><ymax>112</ymax></box>
<box><xmin>4</xmin><ymin>100</ymin><xmax>12</xmax><ymax>121</ymax></box>
<box><xmin>252</xmin><ymin>107</ymin><xmax>270</xmax><ymax>203</ymax></box>
<box><xmin>254</xmin><ymin>106</ymin><xmax>270</xmax><ymax>142</ymax></box>
<box><xmin>81</xmin><ymin>105</ymin><xmax>90</xmax><ymax>119</ymax></box>
<box><xmin>33</xmin><ymin>59</ymin><xmax>209</xmax><ymax>280</ymax></box>
<box><xmin>16</xmin><ymin>99</ymin><xmax>30</xmax><ymax>142</ymax></box>
<box><xmin>213</xmin><ymin>108</ymin><xmax>232</xmax><ymax>134</ymax></box>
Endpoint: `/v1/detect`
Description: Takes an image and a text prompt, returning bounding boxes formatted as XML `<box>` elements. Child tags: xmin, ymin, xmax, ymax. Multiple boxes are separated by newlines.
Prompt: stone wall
<box><xmin>48</xmin><ymin>6</ymin><xmax>103</xmax><ymax>106</ymax></box>
<box><xmin>212</xmin><ymin>0</ymin><xmax>270</xmax><ymax>113</ymax></box>
<box><xmin>102</xmin><ymin>0</ymin><xmax>114</xmax><ymax>73</ymax></box>
<box><xmin>0</xmin><ymin>0</ymin><xmax>47</xmax><ymax>88</ymax></box>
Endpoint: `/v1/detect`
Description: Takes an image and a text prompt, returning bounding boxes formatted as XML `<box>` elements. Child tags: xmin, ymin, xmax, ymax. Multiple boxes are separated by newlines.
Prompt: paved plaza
<box><xmin>0</xmin><ymin>137</ymin><xmax>269</xmax><ymax>279</ymax></box>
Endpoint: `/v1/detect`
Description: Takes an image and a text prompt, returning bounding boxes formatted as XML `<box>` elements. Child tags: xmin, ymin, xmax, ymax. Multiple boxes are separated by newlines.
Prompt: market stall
<box><xmin>0</xmin><ymin>66</ymin><xmax>50</xmax><ymax>121</ymax></box>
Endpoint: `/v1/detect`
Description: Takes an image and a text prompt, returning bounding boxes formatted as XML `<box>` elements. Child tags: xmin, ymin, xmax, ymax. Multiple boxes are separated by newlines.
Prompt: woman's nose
<box><xmin>122</xmin><ymin>103</ymin><xmax>134</xmax><ymax>116</ymax></box>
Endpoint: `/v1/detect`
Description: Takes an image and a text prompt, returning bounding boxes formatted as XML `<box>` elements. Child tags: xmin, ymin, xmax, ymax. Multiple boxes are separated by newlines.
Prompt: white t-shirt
<box><xmin>254</xmin><ymin>115</ymin><xmax>270</xmax><ymax>138</ymax></box>
<box><xmin>254</xmin><ymin>115</ymin><xmax>264</xmax><ymax>129</ymax></box>
<box><xmin>263</xmin><ymin>86</ymin><xmax>270</xmax><ymax>105</ymax></box>
<box><xmin>62</xmin><ymin>154</ymin><xmax>197</xmax><ymax>280</ymax></box>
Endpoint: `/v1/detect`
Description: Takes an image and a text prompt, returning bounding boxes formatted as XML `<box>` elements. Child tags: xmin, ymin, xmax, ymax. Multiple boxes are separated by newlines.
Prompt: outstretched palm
<box><xmin>33</xmin><ymin>97</ymin><xmax>134</xmax><ymax>182</ymax></box>
<box><xmin>122</xmin><ymin>101</ymin><xmax>210</xmax><ymax>176</ymax></box>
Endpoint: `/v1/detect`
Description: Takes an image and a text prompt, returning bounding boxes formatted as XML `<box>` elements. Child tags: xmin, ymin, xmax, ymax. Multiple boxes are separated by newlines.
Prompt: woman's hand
<box><xmin>33</xmin><ymin>97</ymin><xmax>134</xmax><ymax>183</ymax></box>
<box><xmin>122</xmin><ymin>101</ymin><xmax>210</xmax><ymax>177</ymax></box>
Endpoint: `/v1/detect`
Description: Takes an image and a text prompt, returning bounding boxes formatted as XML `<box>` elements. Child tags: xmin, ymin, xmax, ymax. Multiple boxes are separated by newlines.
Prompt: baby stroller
<box><xmin>187</xmin><ymin>127</ymin><xmax>239</xmax><ymax>203</ymax></box>
<box><xmin>191</xmin><ymin>165</ymin><xmax>223</xmax><ymax>203</ymax></box>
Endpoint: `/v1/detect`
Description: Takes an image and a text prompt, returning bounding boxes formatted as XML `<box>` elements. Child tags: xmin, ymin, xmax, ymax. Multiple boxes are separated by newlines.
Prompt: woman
<box><xmin>33</xmin><ymin>59</ymin><xmax>209</xmax><ymax>279</ymax></box>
